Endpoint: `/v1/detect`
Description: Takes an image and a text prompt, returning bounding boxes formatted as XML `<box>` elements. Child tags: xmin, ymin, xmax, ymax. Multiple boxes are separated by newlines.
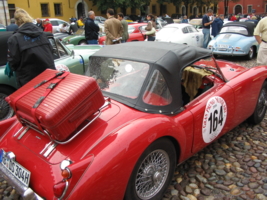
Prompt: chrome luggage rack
<box><xmin>13</xmin><ymin>100</ymin><xmax>110</xmax><ymax>145</ymax></box>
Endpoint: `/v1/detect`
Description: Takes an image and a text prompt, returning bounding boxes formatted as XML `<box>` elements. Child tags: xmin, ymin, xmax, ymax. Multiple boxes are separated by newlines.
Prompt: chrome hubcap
<box><xmin>249</xmin><ymin>47</ymin><xmax>253</xmax><ymax>58</ymax></box>
<box><xmin>135</xmin><ymin>150</ymin><xmax>170</xmax><ymax>199</ymax></box>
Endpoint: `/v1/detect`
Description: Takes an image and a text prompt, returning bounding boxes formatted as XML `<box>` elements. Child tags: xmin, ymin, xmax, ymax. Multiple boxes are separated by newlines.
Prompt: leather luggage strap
<box><xmin>31</xmin><ymin>71</ymin><xmax>70</xmax><ymax>131</ymax></box>
<box><xmin>12</xmin><ymin>71</ymin><xmax>69</xmax><ymax>128</ymax></box>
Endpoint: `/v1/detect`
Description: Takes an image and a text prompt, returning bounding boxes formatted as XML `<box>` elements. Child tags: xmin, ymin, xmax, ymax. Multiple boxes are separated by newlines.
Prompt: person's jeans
<box><xmin>87</xmin><ymin>40</ymin><xmax>98</xmax><ymax>44</ymax></box>
<box><xmin>147</xmin><ymin>36</ymin><xmax>155</xmax><ymax>41</ymax></box>
<box><xmin>202</xmin><ymin>28</ymin><xmax>211</xmax><ymax>48</ymax></box>
<box><xmin>121</xmin><ymin>40</ymin><xmax>126</xmax><ymax>43</ymax></box>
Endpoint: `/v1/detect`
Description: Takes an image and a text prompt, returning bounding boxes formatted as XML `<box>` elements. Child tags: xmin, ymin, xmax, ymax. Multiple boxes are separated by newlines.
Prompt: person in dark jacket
<box><xmin>7</xmin><ymin>8</ymin><xmax>55</xmax><ymax>88</ymax></box>
<box><xmin>69</xmin><ymin>19</ymin><xmax>78</xmax><ymax>34</ymax></box>
<box><xmin>211</xmin><ymin>14</ymin><xmax>224</xmax><ymax>37</ymax></box>
<box><xmin>6</xmin><ymin>18</ymin><xmax>18</xmax><ymax>32</ymax></box>
<box><xmin>36</xmin><ymin>18</ymin><xmax>44</xmax><ymax>30</ymax></box>
<box><xmin>85</xmin><ymin>11</ymin><xmax>99</xmax><ymax>44</ymax></box>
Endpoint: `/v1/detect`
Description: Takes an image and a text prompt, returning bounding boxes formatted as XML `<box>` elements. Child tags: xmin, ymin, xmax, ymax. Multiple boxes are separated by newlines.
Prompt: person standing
<box><xmin>117</xmin><ymin>12</ymin><xmax>129</xmax><ymax>43</ymax></box>
<box><xmin>43</xmin><ymin>19</ymin><xmax>53</xmax><ymax>33</ymax></box>
<box><xmin>145</xmin><ymin>14</ymin><xmax>157</xmax><ymax>41</ymax></box>
<box><xmin>202</xmin><ymin>9</ymin><xmax>213</xmax><ymax>48</ymax></box>
<box><xmin>69</xmin><ymin>18</ymin><xmax>78</xmax><ymax>34</ymax></box>
<box><xmin>77</xmin><ymin>16</ymin><xmax>84</xmax><ymax>28</ymax></box>
<box><xmin>7</xmin><ymin>8</ymin><xmax>55</xmax><ymax>88</ymax></box>
<box><xmin>181</xmin><ymin>15</ymin><xmax>189</xmax><ymax>23</ymax></box>
<box><xmin>6</xmin><ymin>18</ymin><xmax>18</xmax><ymax>31</ymax></box>
<box><xmin>84</xmin><ymin>11</ymin><xmax>99</xmax><ymax>44</ymax></box>
<box><xmin>36</xmin><ymin>18</ymin><xmax>44</xmax><ymax>30</ymax></box>
<box><xmin>211</xmin><ymin>14</ymin><xmax>224</xmax><ymax>38</ymax></box>
<box><xmin>104</xmin><ymin>8</ymin><xmax>123</xmax><ymax>45</ymax></box>
<box><xmin>254</xmin><ymin>17</ymin><xmax>267</xmax><ymax>65</ymax></box>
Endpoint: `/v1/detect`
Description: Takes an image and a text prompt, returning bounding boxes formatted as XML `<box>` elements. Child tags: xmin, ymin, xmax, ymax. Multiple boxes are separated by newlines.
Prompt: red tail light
<box><xmin>53</xmin><ymin>180</ymin><xmax>68</xmax><ymax>198</ymax></box>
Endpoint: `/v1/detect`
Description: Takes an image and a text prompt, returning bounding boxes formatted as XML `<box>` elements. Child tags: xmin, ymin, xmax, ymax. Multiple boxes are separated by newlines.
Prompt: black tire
<box><xmin>78</xmin><ymin>40</ymin><xmax>87</xmax><ymax>45</ymax></box>
<box><xmin>124</xmin><ymin>138</ymin><xmax>176</xmax><ymax>200</ymax></box>
<box><xmin>245</xmin><ymin>46</ymin><xmax>254</xmax><ymax>60</ymax></box>
<box><xmin>248</xmin><ymin>82</ymin><xmax>267</xmax><ymax>124</ymax></box>
<box><xmin>0</xmin><ymin>87</ymin><xmax>15</xmax><ymax>121</ymax></box>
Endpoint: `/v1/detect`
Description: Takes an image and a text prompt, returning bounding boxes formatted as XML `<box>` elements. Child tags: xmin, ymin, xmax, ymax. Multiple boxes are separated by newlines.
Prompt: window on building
<box><xmin>41</xmin><ymin>3</ymin><xmax>49</xmax><ymax>17</ymax></box>
<box><xmin>131</xmin><ymin>8</ymin><xmax>136</xmax><ymax>14</ymax></box>
<box><xmin>182</xmin><ymin>6</ymin><xmax>186</xmax><ymax>15</ymax></box>
<box><xmin>101</xmin><ymin>9</ymin><xmax>106</xmax><ymax>15</ymax></box>
<box><xmin>176</xmin><ymin>6</ymin><xmax>179</xmax><ymax>14</ymax></box>
<box><xmin>162</xmin><ymin>5</ymin><xmax>167</xmax><ymax>14</ymax></box>
<box><xmin>54</xmin><ymin>3</ymin><xmax>62</xmax><ymax>16</ymax></box>
<box><xmin>248</xmin><ymin>5</ymin><xmax>252</xmax><ymax>13</ymax></box>
<box><xmin>8</xmin><ymin>4</ymin><xmax>15</xmax><ymax>19</ymax></box>
<box><xmin>152</xmin><ymin>5</ymin><xmax>156</xmax><ymax>14</ymax></box>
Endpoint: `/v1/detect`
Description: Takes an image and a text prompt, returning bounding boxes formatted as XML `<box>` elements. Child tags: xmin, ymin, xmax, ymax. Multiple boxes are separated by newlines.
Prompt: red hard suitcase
<box><xmin>6</xmin><ymin>69</ymin><xmax>105</xmax><ymax>142</ymax></box>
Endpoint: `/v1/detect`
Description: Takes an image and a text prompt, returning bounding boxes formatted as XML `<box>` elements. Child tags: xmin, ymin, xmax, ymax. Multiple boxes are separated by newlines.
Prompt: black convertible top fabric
<box><xmin>91</xmin><ymin>42</ymin><xmax>212</xmax><ymax>114</ymax></box>
<box><xmin>223</xmin><ymin>22</ymin><xmax>256</xmax><ymax>36</ymax></box>
<box><xmin>92</xmin><ymin>42</ymin><xmax>211</xmax><ymax>74</ymax></box>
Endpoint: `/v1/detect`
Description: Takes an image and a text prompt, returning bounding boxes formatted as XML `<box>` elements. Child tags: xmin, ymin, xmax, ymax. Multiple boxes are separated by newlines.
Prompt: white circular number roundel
<box><xmin>55</xmin><ymin>64</ymin><xmax>70</xmax><ymax>72</ymax></box>
<box><xmin>202</xmin><ymin>96</ymin><xmax>227</xmax><ymax>143</ymax></box>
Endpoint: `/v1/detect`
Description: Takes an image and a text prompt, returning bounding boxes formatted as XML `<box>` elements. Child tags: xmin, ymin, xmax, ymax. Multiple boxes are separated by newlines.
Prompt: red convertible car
<box><xmin>0</xmin><ymin>42</ymin><xmax>267</xmax><ymax>200</ymax></box>
<box><xmin>98</xmin><ymin>23</ymin><xmax>149</xmax><ymax>44</ymax></box>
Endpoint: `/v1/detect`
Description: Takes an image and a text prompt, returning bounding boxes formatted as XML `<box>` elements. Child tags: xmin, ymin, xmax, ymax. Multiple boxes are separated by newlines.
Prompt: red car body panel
<box><xmin>1</xmin><ymin>45</ymin><xmax>267</xmax><ymax>199</ymax></box>
<box><xmin>98</xmin><ymin>23</ymin><xmax>147</xmax><ymax>45</ymax></box>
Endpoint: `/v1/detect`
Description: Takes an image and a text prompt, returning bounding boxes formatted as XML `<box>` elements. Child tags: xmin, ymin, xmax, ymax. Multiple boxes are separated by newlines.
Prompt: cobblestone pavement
<box><xmin>0</xmin><ymin>57</ymin><xmax>265</xmax><ymax>200</ymax></box>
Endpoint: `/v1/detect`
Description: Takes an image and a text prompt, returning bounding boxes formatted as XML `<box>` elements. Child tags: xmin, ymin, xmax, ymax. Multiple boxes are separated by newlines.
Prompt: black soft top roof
<box><xmin>223</xmin><ymin>22</ymin><xmax>256</xmax><ymax>36</ymax></box>
<box><xmin>91</xmin><ymin>42</ymin><xmax>212</xmax><ymax>114</ymax></box>
<box><xmin>92</xmin><ymin>42</ymin><xmax>211</xmax><ymax>73</ymax></box>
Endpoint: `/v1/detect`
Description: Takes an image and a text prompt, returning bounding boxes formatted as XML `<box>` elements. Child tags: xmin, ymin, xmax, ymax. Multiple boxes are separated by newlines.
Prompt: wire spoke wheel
<box><xmin>135</xmin><ymin>149</ymin><xmax>170</xmax><ymax>199</ymax></box>
<box><xmin>256</xmin><ymin>87</ymin><xmax>267</xmax><ymax>118</ymax></box>
<box><xmin>0</xmin><ymin>93</ymin><xmax>14</xmax><ymax>121</ymax></box>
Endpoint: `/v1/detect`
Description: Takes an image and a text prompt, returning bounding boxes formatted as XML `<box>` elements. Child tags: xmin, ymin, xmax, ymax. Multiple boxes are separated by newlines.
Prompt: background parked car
<box><xmin>41</xmin><ymin>18</ymin><xmax>70</xmax><ymax>33</ymax></box>
<box><xmin>0</xmin><ymin>32</ymin><xmax>102</xmax><ymax>121</ymax></box>
<box><xmin>62</xmin><ymin>28</ymin><xmax>88</xmax><ymax>45</ymax></box>
<box><xmin>94</xmin><ymin>16</ymin><xmax>106</xmax><ymax>25</ymax></box>
<box><xmin>208</xmin><ymin>22</ymin><xmax>258</xmax><ymax>59</ymax></box>
<box><xmin>155</xmin><ymin>23</ymin><xmax>204</xmax><ymax>47</ymax></box>
<box><xmin>0</xmin><ymin>24</ymin><xmax>6</xmax><ymax>31</ymax></box>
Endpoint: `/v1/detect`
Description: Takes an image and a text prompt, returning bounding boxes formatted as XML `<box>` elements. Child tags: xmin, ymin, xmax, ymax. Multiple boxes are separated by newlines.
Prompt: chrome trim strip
<box><xmin>17</xmin><ymin>127</ymin><xmax>29</xmax><ymax>140</ymax></box>
<box><xmin>43</xmin><ymin>143</ymin><xmax>57</xmax><ymax>158</ymax></box>
<box><xmin>58</xmin><ymin>180</ymin><xmax>69</xmax><ymax>200</ymax></box>
<box><xmin>13</xmin><ymin>126</ymin><xmax>24</xmax><ymax>138</ymax></box>
<box><xmin>39</xmin><ymin>141</ymin><xmax>53</xmax><ymax>155</ymax></box>
<box><xmin>0</xmin><ymin>163</ymin><xmax>44</xmax><ymax>200</ymax></box>
<box><xmin>44</xmin><ymin>111</ymin><xmax>101</xmax><ymax>145</ymax></box>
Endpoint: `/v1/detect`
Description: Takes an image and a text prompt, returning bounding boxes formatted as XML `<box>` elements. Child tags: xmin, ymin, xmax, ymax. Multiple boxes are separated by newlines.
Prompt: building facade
<box><xmin>0</xmin><ymin>0</ymin><xmax>9</xmax><ymax>26</ymax></box>
<box><xmin>218</xmin><ymin>0</ymin><xmax>267</xmax><ymax>15</ymax></box>
<box><xmin>3</xmin><ymin>0</ymin><xmax>218</xmax><ymax>25</ymax></box>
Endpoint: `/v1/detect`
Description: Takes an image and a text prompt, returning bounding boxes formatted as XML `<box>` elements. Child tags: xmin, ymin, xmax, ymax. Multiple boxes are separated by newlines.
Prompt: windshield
<box><xmin>87</xmin><ymin>57</ymin><xmax>149</xmax><ymax>99</ymax></box>
<box><xmin>220</xmin><ymin>26</ymin><xmax>248</xmax><ymax>35</ymax></box>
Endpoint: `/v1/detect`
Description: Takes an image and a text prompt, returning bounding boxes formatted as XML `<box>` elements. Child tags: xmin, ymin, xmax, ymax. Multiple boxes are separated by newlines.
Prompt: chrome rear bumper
<box><xmin>0</xmin><ymin>164</ymin><xmax>43</xmax><ymax>200</ymax></box>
